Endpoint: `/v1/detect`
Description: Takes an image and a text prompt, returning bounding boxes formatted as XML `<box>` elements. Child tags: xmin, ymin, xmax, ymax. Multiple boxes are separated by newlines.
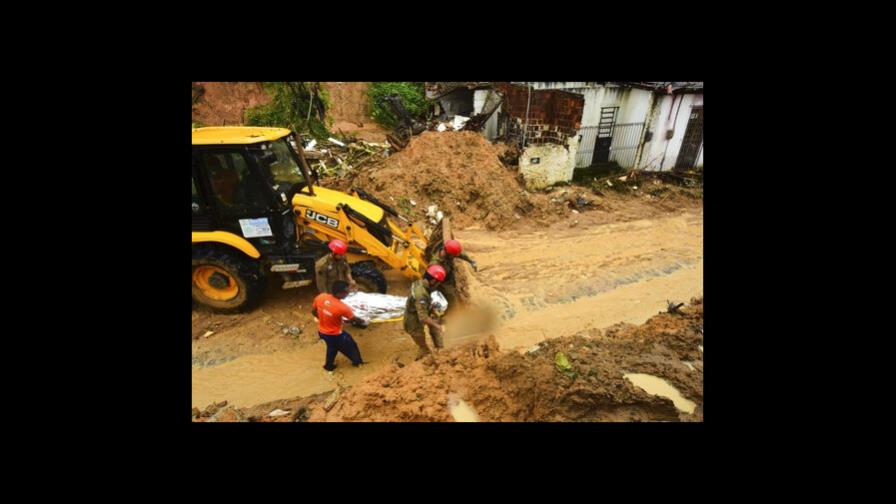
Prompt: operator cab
<box><xmin>192</xmin><ymin>127</ymin><xmax>311</xmax><ymax>258</ymax></box>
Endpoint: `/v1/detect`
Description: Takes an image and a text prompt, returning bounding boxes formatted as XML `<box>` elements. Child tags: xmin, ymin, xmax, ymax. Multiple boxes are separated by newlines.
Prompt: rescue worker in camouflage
<box><xmin>404</xmin><ymin>264</ymin><xmax>447</xmax><ymax>360</ymax></box>
<box><xmin>428</xmin><ymin>239</ymin><xmax>476</xmax><ymax>306</ymax></box>
<box><xmin>315</xmin><ymin>239</ymin><xmax>357</xmax><ymax>294</ymax></box>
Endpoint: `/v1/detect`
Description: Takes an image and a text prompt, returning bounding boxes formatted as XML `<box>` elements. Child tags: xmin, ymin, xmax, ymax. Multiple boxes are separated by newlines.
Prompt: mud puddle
<box><xmin>624</xmin><ymin>373</ymin><xmax>697</xmax><ymax>414</ymax></box>
<box><xmin>447</xmin><ymin>393</ymin><xmax>481</xmax><ymax>422</ymax></box>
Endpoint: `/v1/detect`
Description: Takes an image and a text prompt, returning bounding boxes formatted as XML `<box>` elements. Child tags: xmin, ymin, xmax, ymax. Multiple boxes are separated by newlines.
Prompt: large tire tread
<box><xmin>351</xmin><ymin>261</ymin><xmax>387</xmax><ymax>294</ymax></box>
<box><xmin>192</xmin><ymin>245</ymin><xmax>267</xmax><ymax>313</ymax></box>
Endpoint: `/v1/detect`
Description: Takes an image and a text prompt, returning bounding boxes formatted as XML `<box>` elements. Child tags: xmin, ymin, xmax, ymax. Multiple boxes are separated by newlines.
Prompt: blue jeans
<box><xmin>319</xmin><ymin>331</ymin><xmax>362</xmax><ymax>368</ymax></box>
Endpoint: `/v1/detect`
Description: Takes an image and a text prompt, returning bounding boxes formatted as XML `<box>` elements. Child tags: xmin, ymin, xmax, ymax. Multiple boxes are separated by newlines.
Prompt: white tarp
<box><xmin>342</xmin><ymin>292</ymin><xmax>406</xmax><ymax>322</ymax></box>
<box><xmin>342</xmin><ymin>291</ymin><xmax>448</xmax><ymax>322</ymax></box>
<box><xmin>430</xmin><ymin>291</ymin><xmax>448</xmax><ymax>317</ymax></box>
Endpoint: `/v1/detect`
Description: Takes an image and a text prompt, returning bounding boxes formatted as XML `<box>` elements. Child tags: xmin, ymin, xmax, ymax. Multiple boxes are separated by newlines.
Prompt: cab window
<box><xmin>202</xmin><ymin>151</ymin><xmax>266</xmax><ymax>211</ymax></box>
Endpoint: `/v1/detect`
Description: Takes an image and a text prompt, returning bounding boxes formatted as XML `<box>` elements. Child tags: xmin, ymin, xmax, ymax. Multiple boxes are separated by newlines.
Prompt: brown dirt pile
<box><xmin>307</xmin><ymin>297</ymin><xmax>704</xmax><ymax>422</ymax></box>
<box><xmin>345</xmin><ymin>131</ymin><xmax>566</xmax><ymax>230</ymax></box>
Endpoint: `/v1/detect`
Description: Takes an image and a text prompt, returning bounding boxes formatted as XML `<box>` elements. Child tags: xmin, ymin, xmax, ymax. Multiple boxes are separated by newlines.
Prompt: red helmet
<box><xmin>426</xmin><ymin>264</ymin><xmax>447</xmax><ymax>282</ymax></box>
<box><xmin>328</xmin><ymin>239</ymin><xmax>348</xmax><ymax>255</ymax></box>
<box><xmin>444</xmin><ymin>239</ymin><xmax>462</xmax><ymax>256</ymax></box>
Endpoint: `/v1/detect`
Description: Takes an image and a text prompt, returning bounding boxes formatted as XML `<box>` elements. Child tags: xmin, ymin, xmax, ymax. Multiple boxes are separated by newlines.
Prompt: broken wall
<box><xmin>494</xmin><ymin>83</ymin><xmax>584</xmax><ymax>188</ymax></box>
<box><xmin>437</xmin><ymin>88</ymin><xmax>475</xmax><ymax>117</ymax></box>
<box><xmin>495</xmin><ymin>82</ymin><xmax>584</xmax><ymax>145</ymax></box>
<box><xmin>474</xmin><ymin>89</ymin><xmax>503</xmax><ymax>141</ymax></box>
<box><xmin>518</xmin><ymin>135</ymin><xmax>580</xmax><ymax>190</ymax></box>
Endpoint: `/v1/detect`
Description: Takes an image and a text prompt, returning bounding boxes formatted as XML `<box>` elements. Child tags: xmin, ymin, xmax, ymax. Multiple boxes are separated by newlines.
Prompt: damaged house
<box><xmin>426</xmin><ymin>81</ymin><xmax>703</xmax><ymax>189</ymax></box>
<box><xmin>530</xmin><ymin>82</ymin><xmax>704</xmax><ymax>172</ymax></box>
<box><xmin>427</xmin><ymin>82</ymin><xmax>585</xmax><ymax>190</ymax></box>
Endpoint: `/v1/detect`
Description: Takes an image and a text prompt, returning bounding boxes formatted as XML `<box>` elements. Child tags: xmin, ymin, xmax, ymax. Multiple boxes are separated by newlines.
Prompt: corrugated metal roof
<box><xmin>615</xmin><ymin>82</ymin><xmax>703</xmax><ymax>93</ymax></box>
<box><xmin>425</xmin><ymin>82</ymin><xmax>492</xmax><ymax>99</ymax></box>
<box><xmin>425</xmin><ymin>81</ymin><xmax>703</xmax><ymax>99</ymax></box>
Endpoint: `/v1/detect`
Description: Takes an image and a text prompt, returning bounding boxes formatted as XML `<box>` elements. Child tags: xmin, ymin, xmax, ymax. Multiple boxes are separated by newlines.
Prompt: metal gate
<box><xmin>675</xmin><ymin>106</ymin><xmax>703</xmax><ymax>170</ymax></box>
<box><xmin>576</xmin><ymin>122</ymin><xmax>644</xmax><ymax>168</ymax></box>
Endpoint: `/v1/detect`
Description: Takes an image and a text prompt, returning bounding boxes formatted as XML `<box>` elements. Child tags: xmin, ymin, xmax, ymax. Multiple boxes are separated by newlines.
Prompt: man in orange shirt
<box><xmin>311</xmin><ymin>280</ymin><xmax>369</xmax><ymax>371</ymax></box>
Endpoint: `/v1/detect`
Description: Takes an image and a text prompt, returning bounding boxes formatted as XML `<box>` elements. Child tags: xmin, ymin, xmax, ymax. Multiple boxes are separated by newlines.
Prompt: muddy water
<box><xmin>447</xmin><ymin>393</ymin><xmax>481</xmax><ymax>422</ymax></box>
<box><xmin>193</xmin><ymin>210</ymin><xmax>703</xmax><ymax>409</ymax></box>
<box><xmin>624</xmin><ymin>373</ymin><xmax>697</xmax><ymax>414</ymax></box>
<box><xmin>449</xmin><ymin>211</ymin><xmax>703</xmax><ymax>351</ymax></box>
<box><xmin>192</xmin><ymin>324</ymin><xmax>420</xmax><ymax>408</ymax></box>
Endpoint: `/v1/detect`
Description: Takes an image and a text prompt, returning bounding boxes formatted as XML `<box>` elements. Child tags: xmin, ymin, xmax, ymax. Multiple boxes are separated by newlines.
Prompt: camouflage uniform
<box><xmin>404</xmin><ymin>279</ymin><xmax>443</xmax><ymax>358</ymax></box>
<box><xmin>315</xmin><ymin>254</ymin><xmax>352</xmax><ymax>294</ymax></box>
<box><xmin>428</xmin><ymin>246</ymin><xmax>474</xmax><ymax>306</ymax></box>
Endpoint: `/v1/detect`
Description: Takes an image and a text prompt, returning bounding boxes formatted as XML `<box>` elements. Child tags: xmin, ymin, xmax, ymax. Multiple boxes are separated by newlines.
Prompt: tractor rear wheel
<box><xmin>192</xmin><ymin>246</ymin><xmax>267</xmax><ymax>312</ymax></box>
<box><xmin>351</xmin><ymin>261</ymin><xmax>387</xmax><ymax>294</ymax></box>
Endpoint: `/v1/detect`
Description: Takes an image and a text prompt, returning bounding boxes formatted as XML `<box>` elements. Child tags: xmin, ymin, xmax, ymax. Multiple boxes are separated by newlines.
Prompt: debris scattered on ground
<box><xmin>591</xmin><ymin>169</ymin><xmax>702</xmax><ymax>197</ymax></box>
<box><xmin>425</xmin><ymin>205</ymin><xmax>444</xmax><ymax>225</ymax></box>
<box><xmin>302</xmin><ymin>137</ymin><xmax>390</xmax><ymax>179</ymax></box>
<box><xmin>194</xmin><ymin>393</ymin><xmax>331</xmax><ymax>422</ymax></box>
<box><xmin>666</xmin><ymin>300</ymin><xmax>685</xmax><ymax>314</ymax></box>
<box><xmin>323</xmin><ymin>386</ymin><xmax>343</xmax><ymax>412</ymax></box>
<box><xmin>452</xmin><ymin>115</ymin><xmax>470</xmax><ymax>130</ymax></box>
<box><xmin>554</xmin><ymin>351</ymin><xmax>573</xmax><ymax>372</ymax></box>
<box><xmin>193</xmin><ymin>400</ymin><xmax>229</xmax><ymax>420</ymax></box>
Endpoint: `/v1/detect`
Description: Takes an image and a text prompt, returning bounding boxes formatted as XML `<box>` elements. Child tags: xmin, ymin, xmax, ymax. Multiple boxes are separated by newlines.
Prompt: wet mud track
<box><xmin>192</xmin><ymin>209</ymin><xmax>703</xmax><ymax>411</ymax></box>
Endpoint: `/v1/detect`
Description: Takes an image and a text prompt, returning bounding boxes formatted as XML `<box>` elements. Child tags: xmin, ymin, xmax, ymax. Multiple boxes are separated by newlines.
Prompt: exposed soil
<box><xmin>191</xmin><ymin>81</ymin><xmax>389</xmax><ymax>141</ymax></box>
<box><xmin>206</xmin><ymin>298</ymin><xmax>702</xmax><ymax>422</ymax></box>
<box><xmin>192</xmin><ymin>206</ymin><xmax>703</xmax><ymax>415</ymax></box>
<box><xmin>320</xmin><ymin>82</ymin><xmax>373</xmax><ymax>125</ymax></box>
<box><xmin>320</xmin><ymin>82</ymin><xmax>389</xmax><ymax>143</ymax></box>
<box><xmin>333</xmin><ymin>131</ymin><xmax>563</xmax><ymax>230</ymax></box>
<box><xmin>192</xmin><ymin>82</ymin><xmax>271</xmax><ymax>126</ymax></box>
<box><xmin>328</xmin><ymin>131</ymin><xmax>702</xmax><ymax>232</ymax></box>
<box><xmin>190</xmin><ymin>87</ymin><xmax>703</xmax><ymax>421</ymax></box>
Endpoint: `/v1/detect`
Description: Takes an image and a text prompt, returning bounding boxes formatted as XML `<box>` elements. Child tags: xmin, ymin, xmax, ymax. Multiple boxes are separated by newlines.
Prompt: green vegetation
<box><xmin>367</xmin><ymin>82</ymin><xmax>427</xmax><ymax>129</ymax></box>
<box><xmin>245</xmin><ymin>82</ymin><xmax>333</xmax><ymax>140</ymax></box>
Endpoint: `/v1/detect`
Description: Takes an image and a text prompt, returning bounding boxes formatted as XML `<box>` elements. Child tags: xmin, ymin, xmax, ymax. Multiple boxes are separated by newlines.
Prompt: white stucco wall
<box><xmin>618</xmin><ymin>88</ymin><xmax>652</xmax><ymax>124</ymax></box>
<box><xmin>521</xmin><ymin>82</ymin><xmax>703</xmax><ymax>171</ymax></box>
<box><xmin>579</xmin><ymin>87</ymin><xmax>606</xmax><ymax>127</ymax></box>
<box><xmin>519</xmin><ymin>135</ymin><xmax>579</xmax><ymax>190</ymax></box>
<box><xmin>640</xmin><ymin>93</ymin><xmax>703</xmax><ymax>171</ymax></box>
<box><xmin>474</xmin><ymin>89</ymin><xmax>502</xmax><ymax>141</ymax></box>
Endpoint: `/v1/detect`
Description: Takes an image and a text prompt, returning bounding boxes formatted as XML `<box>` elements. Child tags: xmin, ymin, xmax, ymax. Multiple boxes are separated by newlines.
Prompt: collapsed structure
<box><xmin>426</xmin><ymin>82</ymin><xmax>704</xmax><ymax>189</ymax></box>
